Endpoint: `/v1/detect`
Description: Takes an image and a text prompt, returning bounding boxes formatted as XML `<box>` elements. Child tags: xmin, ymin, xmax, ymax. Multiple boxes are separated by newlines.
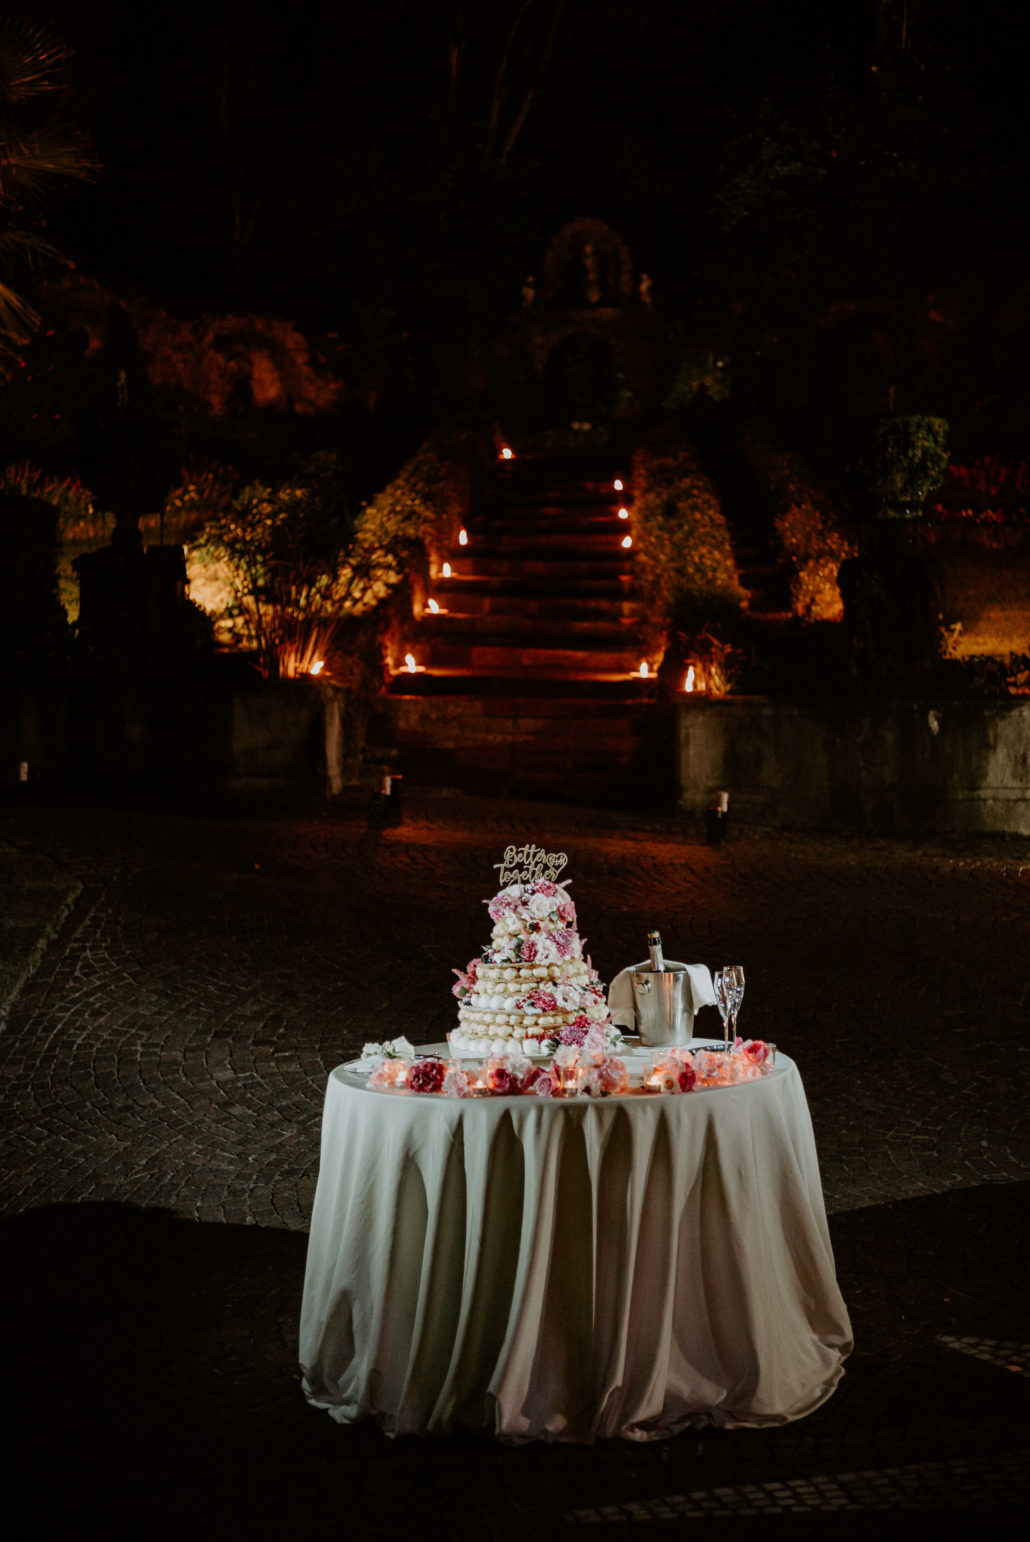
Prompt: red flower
<box><xmin>406</xmin><ymin>1059</ymin><xmax>447</xmax><ymax>1094</ymax></box>
<box><xmin>519</xmin><ymin>1065</ymin><xmax>550</xmax><ymax>1094</ymax></box>
<box><xmin>487</xmin><ymin>1065</ymin><xmax>515</xmax><ymax>1095</ymax></box>
<box><xmin>678</xmin><ymin>1065</ymin><xmax>697</xmax><ymax>1092</ymax></box>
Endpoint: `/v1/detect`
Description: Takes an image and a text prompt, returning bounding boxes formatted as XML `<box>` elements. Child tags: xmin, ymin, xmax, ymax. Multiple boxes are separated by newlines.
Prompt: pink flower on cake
<box><xmin>583</xmin><ymin>1024</ymin><xmax>607</xmax><ymax>1061</ymax></box>
<box><xmin>530</xmin><ymin>991</ymin><xmax>558</xmax><ymax>1012</ymax></box>
<box><xmin>559</xmin><ymin>1021</ymin><xmax>588</xmax><ymax>1047</ymax></box>
<box><xmin>451</xmin><ymin>959</ymin><xmax>479</xmax><ymax>998</ymax></box>
<box><xmin>406</xmin><ymin>1058</ymin><xmax>447</xmax><ymax>1094</ymax></box>
<box><xmin>535</xmin><ymin>880</ymin><xmax>557</xmax><ymax>897</ymax></box>
<box><xmin>552</xmin><ymin>930</ymin><xmax>574</xmax><ymax>959</ymax></box>
<box><xmin>519</xmin><ymin>938</ymin><xmax>538</xmax><ymax>964</ymax></box>
<box><xmin>558</xmin><ymin>899</ymin><xmax>576</xmax><ymax>924</ymax></box>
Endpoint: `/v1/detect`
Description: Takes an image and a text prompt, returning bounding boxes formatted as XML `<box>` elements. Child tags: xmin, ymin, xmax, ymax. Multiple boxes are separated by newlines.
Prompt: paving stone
<box><xmin>0</xmin><ymin>792</ymin><xmax>1028</xmax><ymax>1537</ymax></box>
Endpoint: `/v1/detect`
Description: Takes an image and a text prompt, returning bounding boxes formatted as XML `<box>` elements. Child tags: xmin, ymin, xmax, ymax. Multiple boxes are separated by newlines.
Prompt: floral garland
<box><xmin>363</xmin><ymin>1036</ymin><xmax>776</xmax><ymax>1099</ymax></box>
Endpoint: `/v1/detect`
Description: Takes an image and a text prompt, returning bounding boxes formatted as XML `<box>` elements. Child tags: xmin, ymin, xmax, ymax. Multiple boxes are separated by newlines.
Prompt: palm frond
<box><xmin>0</xmin><ymin>275</ymin><xmax>37</xmax><ymax>346</ymax></box>
<box><xmin>0</xmin><ymin>226</ymin><xmax>68</xmax><ymax>275</ymax></box>
<box><xmin>0</xmin><ymin>126</ymin><xmax>99</xmax><ymax>205</ymax></box>
<box><xmin>0</xmin><ymin>19</ymin><xmax>73</xmax><ymax>107</ymax></box>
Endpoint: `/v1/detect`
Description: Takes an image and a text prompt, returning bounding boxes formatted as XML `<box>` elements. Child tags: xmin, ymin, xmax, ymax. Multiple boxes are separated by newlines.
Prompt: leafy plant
<box><xmin>198</xmin><ymin>452</ymin><xmax>403</xmax><ymax>677</ymax></box>
<box><xmin>630</xmin><ymin>430</ymin><xmax>745</xmax><ymax>649</ymax></box>
<box><xmin>0</xmin><ymin>18</ymin><xmax>99</xmax><ymax>372</ymax></box>
<box><xmin>739</xmin><ymin>427</ymin><xmax>856</xmax><ymax>622</ymax></box>
<box><xmin>856</xmin><ymin>415</ymin><xmax>949</xmax><ymax>520</ymax></box>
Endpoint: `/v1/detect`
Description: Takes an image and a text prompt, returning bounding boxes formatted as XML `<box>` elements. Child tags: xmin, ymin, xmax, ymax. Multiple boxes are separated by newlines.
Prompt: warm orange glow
<box><xmin>684</xmin><ymin>666</ymin><xmax>696</xmax><ymax>693</ymax></box>
<box><xmin>500</xmin><ymin>446</ymin><xmax>514</xmax><ymax>460</ymax></box>
<box><xmin>613</xmin><ymin>478</ymin><xmax>624</xmax><ymax>491</ymax></box>
<box><xmin>639</xmin><ymin>661</ymin><xmax>649</xmax><ymax>678</ymax></box>
<box><xmin>442</xmin><ymin>561</ymin><xmax>451</xmax><ymax>578</ymax></box>
<box><xmin>405</xmin><ymin>653</ymin><xmax>416</xmax><ymax>673</ymax></box>
<box><xmin>621</xmin><ymin>534</ymin><xmax>633</xmax><ymax>549</ymax></box>
<box><xmin>458</xmin><ymin>529</ymin><xmax>468</xmax><ymax>546</ymax></box>
<box><xmin>617</xmin><ymin>506</ymin><xmax>629</xmax><ymax>519</ymax></box>
<box><xmin>427</xmin><ymin>598</ymin><xmax>440</xmax><ymax>614</ymax></box>
<box><xmin>309</xmin><ymin>660</ymin><xmax>325</xmax><ymax>676</ymax></box>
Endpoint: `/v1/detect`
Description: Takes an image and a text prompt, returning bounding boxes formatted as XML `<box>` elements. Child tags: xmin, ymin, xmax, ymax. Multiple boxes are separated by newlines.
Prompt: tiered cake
<box><xmin>450</xmin><ymin>873</ymin><xmax>612</xmax><ymax>1057</ymax></box>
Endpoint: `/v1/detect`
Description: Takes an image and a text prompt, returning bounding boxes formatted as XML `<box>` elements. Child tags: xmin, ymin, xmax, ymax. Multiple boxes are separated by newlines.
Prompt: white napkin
<box><xmin>607</xmin><ymin>961</ymin><xmax>718</xmax><ymax>1033</ymax></box>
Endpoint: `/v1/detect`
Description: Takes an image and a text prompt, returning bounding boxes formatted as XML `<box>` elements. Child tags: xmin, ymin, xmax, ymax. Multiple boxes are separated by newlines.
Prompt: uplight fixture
<box><xmin>442</xmin><ymin>561</ymin><xmax>452</xmax><ymax>578</ymax></box>
<box><xmin>459</xmin><ymin>529</ymin><xmax>468</xmax><ymax>546</ymax></box>
<box><xmin>621</xmin><ymin>534</ymin><xmax>632</xmax><ymax>549</ymax></box>
<box><xmin>617</xmin><ymin>507</ymin><xmax>629</xmax><ymax>519</ymax></box>
<box><xmin>613</xmin><ymin>479</ymin><xmax>624</xmax><ymax>491</ymax></box>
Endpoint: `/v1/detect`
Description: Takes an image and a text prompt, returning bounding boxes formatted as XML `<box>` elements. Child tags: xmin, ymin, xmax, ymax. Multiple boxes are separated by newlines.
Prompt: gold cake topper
<box><xmin>494</xmin><ymin>843</ymin><xmax>568</xmax><ymax>887</ymax></box>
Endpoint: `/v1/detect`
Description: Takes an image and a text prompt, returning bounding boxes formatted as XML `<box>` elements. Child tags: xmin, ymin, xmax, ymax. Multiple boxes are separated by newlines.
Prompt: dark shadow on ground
<box><xmin>1</xmin><ymin>1186</ymin><xmax>1027</xmax><ymax>1539</ymax></box>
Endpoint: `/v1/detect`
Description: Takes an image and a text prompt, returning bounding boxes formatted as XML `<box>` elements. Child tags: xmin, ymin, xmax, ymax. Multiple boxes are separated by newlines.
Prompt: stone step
<box><xmin>427</xmin><ymin>590</ymin><xmax>643</xmax><ymax>621</ymax></box>
<box><xmin>401</xmin><ymin>640</ymin><xmax>647</xmax><ymax>674</ymax></box>
<box><xmin>446</xmin><ymin>553</ymin><xmax>634</xmax><ymax>581</ymax></box>
<box><xmin>386</xmin><ymin>670</ymin><xmax>659</xmax><ymax>698</ymax></box>
<box><xmin>412</xmin><ymin>613</ymin><xmax>643</xmax><ymax>645</ymax></box>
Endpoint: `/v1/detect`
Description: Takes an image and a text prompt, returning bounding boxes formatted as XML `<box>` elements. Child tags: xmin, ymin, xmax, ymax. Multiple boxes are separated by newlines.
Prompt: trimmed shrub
<box><xmin>739</xmin><ymin>427</ymin><xmax>856</xmax><ymax>622</ymax></box>
<box><xmin>630</xmin><ymin>429</ymin><xmax>745</xmax><ymax>683</ymax></box>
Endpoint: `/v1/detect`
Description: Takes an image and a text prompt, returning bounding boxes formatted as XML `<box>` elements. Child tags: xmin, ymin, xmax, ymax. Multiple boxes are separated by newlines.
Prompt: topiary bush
<box><xmin>739</xmin><ymin>426</ymin><xmax>856</xmax><ymax>622</ymax></box>
<box><xmin>856</xmin><ymin>415</ymin><xmax>950</xmax><ymax>520</ymax></box>
<box><xmin>630</xmin><ymin>427</ymin><xmax>745</xmax><ymax>689</ymax></box>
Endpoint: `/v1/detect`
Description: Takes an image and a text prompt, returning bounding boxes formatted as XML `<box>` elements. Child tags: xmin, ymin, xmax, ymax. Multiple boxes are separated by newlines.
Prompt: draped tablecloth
<box><xmin>299</xmin><ymin>1050</ymin><xmax>852</xmax><ymax>1443</ymax></box>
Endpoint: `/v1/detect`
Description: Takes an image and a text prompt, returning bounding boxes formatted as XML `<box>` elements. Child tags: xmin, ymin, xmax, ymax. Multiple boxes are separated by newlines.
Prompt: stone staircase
<box><xmin>368</xmin><ymin>451</ymin><xmax>675</xmax><ymax>806</ymax></box>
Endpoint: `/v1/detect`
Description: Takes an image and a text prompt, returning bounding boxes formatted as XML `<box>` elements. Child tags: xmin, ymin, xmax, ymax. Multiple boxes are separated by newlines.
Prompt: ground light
<box><xmin>459</xmin><ymin>530</ymin><xmax>468</xmax><ymax>546</ymax></box>
<box><xmin>500</xmin><ymin>447</ymin><xmax>514</xmax><ymax>460</ymax></box>
<box><xmin>621</xmin><ymin>535</ymin><xmax>632</xmax><ymax>549</ymax></box>
<box><xmin>405</xmin><ymin>654</ymin><xmax>417</xmax><ymax>672</ymax></box>
<box><xmin>617</xmin><ymin>507</ymin><xmax>629</xmax><ymax>519</ymax></box>
<box><xmin>613</xmin><ymin>479</ymin><xmax>623</xmax><ymax>491</ymax></box>
<box><xmin>309</xmin><ymin>661</ymin><xmax>325</xmax><ymax>676</ymax></box>
<box><xmin>639</xmin><ymin>661</ymin><xmax>649</xmax><ymax>678</ymax></box>
<box><xmin>442</xmin><ymin>562</ymin><xmax>451</xmax><ymax>578</ymax></box>
<box><xmin>684</xmin><ymin>666</ymin><xmax>695</xmax><ymax>692</ymax></box>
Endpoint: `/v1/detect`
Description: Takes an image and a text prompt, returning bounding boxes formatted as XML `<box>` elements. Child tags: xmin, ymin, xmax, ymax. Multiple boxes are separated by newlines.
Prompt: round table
<box><xmin>299</xmin><ymin>1047</ymin><xmax>852</xmax><ymax>1443</ymax></box>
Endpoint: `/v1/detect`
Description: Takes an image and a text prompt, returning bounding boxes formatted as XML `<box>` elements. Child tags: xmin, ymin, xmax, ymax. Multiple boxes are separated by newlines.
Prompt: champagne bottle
<box><xmin>647</xmin><ymin>930</ymin><xmax>665</xmax><ymax>971</ymax></box>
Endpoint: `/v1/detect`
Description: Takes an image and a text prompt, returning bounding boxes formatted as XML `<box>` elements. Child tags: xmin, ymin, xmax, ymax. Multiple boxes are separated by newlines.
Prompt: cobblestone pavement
<box><xmin>1</xmin><ymin>792</ymin><xmax>1028</xmax><ymax>1539</ymax></box>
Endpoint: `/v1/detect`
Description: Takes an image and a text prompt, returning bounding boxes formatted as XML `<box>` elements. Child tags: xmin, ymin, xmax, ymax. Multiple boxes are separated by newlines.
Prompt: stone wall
<box><xmin>677</xmin><ymin>697</ymin><xmax>1030</xmax><ymax>835</ymax></box>
<box><xmin>3</xmin><ymin>678</ymin><xmax>360</xmax><ymax>804</ymax></box>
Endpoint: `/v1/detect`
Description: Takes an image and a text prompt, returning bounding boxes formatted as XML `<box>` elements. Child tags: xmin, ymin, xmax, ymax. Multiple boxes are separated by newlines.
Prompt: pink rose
<box><xmin>743</xmin><ymin>1040</ymin><xmax>768</xmax><ymax>1064</ymax></box>
<box><xmin>406</xmin><ymin>1058</ymin><xmax>447</xmax><ymax>1094</ymax></box>
<box><xmin>520</xmin><ymin>938</ymin><xmax>538</xmax><ymax>963</ymax></box>
<box><xmin>519</xmin><ymin>1064</ymin><xmax>549</xmax><ymax>1094</ymax></box>
<box><xmin>533</xmin><ymin>1070</ymin><xmax>557</xmax><ymax>1097</ymax></box>
<box><xmin>487</xmin><ymin>1065</ymin><xmax>515</xmax><ymax>1095</ymax></box>
<box><xmin>558</xmin><ymin>900</ymin><xmax>576</xmax><ymax>924</ymax></box>
<box><xmin>597</xmin><ymin>1056</ymin><xmax>628</xmax><ymax>1095</ymax></box>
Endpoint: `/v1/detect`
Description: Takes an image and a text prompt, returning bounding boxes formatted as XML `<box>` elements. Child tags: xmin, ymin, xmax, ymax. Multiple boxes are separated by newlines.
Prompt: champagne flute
<box><xmin>713</xmin><ymin>969</ymin><xmax>732</xmax><ymax>1048</ymax></box>
<box><xmin>725</xmin><ymin>965</ymin><xmax>745</xmax><ymax>1043</ymax></box>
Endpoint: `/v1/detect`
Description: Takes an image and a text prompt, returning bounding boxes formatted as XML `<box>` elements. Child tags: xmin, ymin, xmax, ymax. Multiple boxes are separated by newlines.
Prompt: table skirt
<box><xmin>299</xmin><ymin>1058</ymin><xmax>852</xmax><ymax>1442</ymax></box>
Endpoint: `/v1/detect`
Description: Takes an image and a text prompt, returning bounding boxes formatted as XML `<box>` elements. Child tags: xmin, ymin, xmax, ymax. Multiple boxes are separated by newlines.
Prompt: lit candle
<box><xmin>405</xmin><ymin>654</ymin><xmax>417</xmax><ymax>673</ymax></box>
<box><xmin>459</xmin><ymin>529</ymin><xmax>468</xmax><ymax>546</ymax></box>
<box><xmin>442</xmin><ymin>561</ymin><xmax>451</xmax><ymax>578</ymax></box>
<box><xmin>621</xmin><ymin>535</ymin><xmax>632</xmax><ymax>549</ymax></box>
<box><xmin>613</xmin><ymin>478</ymin><xmax>624</xmax><ymax>491</ymax></box>
<box><xmin>684</xmin><ymin>666</ymin><xmax>695</xmax><ymax>693</ymax></box>
<box><xmin>309</xmin><ymin>660</ymin><xmax>325</xmax><ymax>675</ymax></box>
<box><xmin>427</xmin><ymin>598</ymin><xmax>440</xmax><ymax>613</ymax></box>
<box><xmin>500</xmin><ymin>447</ymin><xmax>514</xmax><ymax>460</ymax></box>
<box><xmin>617</xmin><ymin>507</ymin><xmax>629</xmax><ymax>519</ymax></box>
<box><xmin>639</xmin><ymin>661</ymin><xmax>649</xmax><ymax>678</ymax></box>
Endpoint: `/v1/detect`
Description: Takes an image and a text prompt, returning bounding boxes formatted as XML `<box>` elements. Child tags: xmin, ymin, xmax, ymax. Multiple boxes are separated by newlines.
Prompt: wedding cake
<box><xmin>450</xmin><ymin>851</ymin><xmax>613</xmax><ymax>1058</ymax></box>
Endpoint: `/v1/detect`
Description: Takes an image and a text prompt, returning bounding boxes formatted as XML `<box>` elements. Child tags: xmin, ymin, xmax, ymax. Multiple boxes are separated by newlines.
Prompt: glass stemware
<box><xmin>714</xmin><ymin>965</ymin><xmax>745</xmax><ymax>1047</ymax></box>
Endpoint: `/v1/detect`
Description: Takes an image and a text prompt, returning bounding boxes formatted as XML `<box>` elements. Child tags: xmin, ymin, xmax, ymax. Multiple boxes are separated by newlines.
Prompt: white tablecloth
<box><xmin>299</xmin><ymin>1050</ymin><xmax>852</xmax><ymax>1442</ymax></box>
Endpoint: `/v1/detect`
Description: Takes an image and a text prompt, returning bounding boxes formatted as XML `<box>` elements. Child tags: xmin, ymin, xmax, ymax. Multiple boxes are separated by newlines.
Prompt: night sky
<box><xmin>39</xmin><ymin>0</ymin><xmax>1029</xmax><ymax>333</ymax></box>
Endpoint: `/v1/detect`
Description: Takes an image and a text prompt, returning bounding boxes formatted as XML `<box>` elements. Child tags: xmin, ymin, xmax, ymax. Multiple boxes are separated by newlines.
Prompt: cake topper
<box><xmin>494</xmin><ymin>843</ymin><xmax>568</xmax><ymax>887</ymax></box>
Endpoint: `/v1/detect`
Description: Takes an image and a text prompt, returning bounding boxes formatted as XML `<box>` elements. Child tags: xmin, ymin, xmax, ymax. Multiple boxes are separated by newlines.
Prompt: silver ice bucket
<box><xmin>630</xmin><ymin>965</ymin><xmax>695</xmax><ymax>1047</ymax></box>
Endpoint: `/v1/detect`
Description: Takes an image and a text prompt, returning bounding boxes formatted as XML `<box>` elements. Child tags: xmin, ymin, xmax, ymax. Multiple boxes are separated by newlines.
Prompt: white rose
<box><xmin>527</xmin><ymin>893</ymin><xmax>553</xmax><ymax>919</ymax></box>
